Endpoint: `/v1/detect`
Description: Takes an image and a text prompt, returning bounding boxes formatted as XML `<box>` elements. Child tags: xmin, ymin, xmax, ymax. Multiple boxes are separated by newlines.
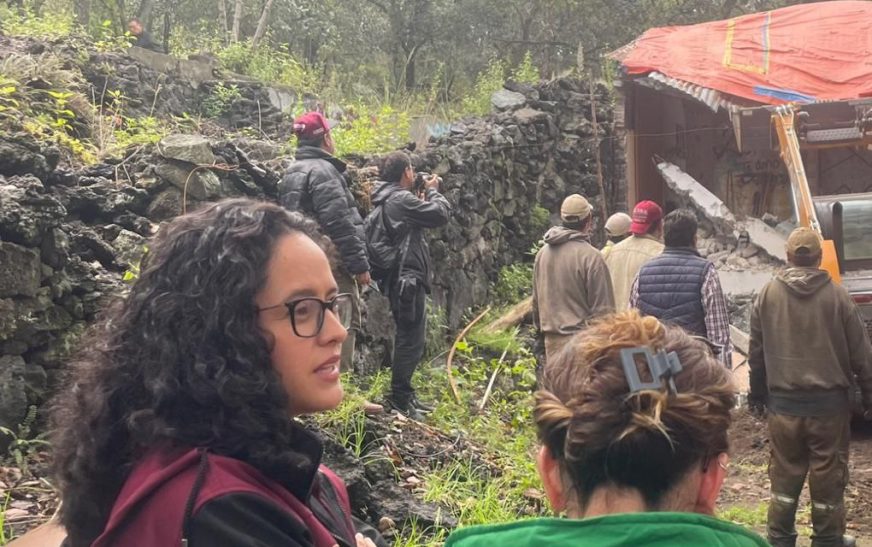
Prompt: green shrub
<box><xmin>512</xmin><ymin>52</ymin><xmax>540</xmax><ymax>84</ymax></box>
<box><xmin>458</xmin><ymin>53</ymin><xmax>541</xmax><ymax>117</ymax></box>
<box><xmin>0</xmin><ymin>4</ymin><xmax>75</xmax><ymax>39</ymax></box>
<box><xmin>214</xmin><ymin>41</ymin><xmax>318</xmax><ymax>92</ymax></box>
<box><xmin>201</xmin><ymin>82</ymin><xmax>242</xmax><ymax>117</ymax></box>
<box><xmin>530</xmin><ymin>204</ymin><xmax>550</xmax><ymax>233</ymax></box>
<box><xmin>114</xmin><ymin>116</ymin><xmax>167</xmax><ymax>149</ymax></box>
<box><xmin>330</xmin><ymin>103</ymin><xmax>410</xmax><ymax>157</ymax></box>
<box><xmin>93</xmin><ymin>19</ymin><xmax>133</xmax><ymax>52</ymax></box>
<box><xmin>492</xmin><ymin>263</ymin><xmax>533</xmax><ymax>306</ymax></box>
<box><xmin>459</xmin><ymin>58</ymin><xmax>507</xmax><ymax>117</ymax></box>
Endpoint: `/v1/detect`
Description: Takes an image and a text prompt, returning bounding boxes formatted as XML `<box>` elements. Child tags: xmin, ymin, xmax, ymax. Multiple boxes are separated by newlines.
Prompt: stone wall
<box><xmin>0</xmin><ymin>77</ymin><xmax>623</xmax><ymax>432</ymax></box>
<box><xmin>418</xmin><ymin>79</ymin><xmax>625</xmax><ymax>327</ymax></box>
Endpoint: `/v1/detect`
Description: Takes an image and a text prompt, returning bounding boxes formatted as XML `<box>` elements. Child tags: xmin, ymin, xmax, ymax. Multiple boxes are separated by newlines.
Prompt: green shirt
<box><xmin>445</xmin><ymin>513</ymin><xmax>769</xmax><ymax>547</ymax></box>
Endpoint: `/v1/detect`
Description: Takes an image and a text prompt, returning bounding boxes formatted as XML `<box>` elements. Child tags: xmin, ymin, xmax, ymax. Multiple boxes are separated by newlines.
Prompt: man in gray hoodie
<box><xmin>749</xmin><ymin>227</ymin><xmax>872</xmax><ymax>547</ymax></box>
<box><xmin>532</xmin><ymin>194</ymin><xmax>615</xmax><ymax>364</ymax></box>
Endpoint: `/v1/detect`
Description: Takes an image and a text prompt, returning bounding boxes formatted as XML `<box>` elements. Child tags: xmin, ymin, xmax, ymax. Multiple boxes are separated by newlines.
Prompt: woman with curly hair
<box><xmin>446</xmin><ymin>311</ymin><xmax>768</xmax><ymax>547</ymax></box>
<box><xmin>46</xmin><ymin>198</ymin><xmax>380</xmax><ymax>547</ymax></box>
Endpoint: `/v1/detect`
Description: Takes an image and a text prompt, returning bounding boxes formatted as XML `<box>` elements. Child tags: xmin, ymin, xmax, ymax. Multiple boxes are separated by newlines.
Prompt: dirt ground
<box><xmin>721</xmin><ymin>410</ymin><xmax>872</xmax><ymax>545</ymax></box>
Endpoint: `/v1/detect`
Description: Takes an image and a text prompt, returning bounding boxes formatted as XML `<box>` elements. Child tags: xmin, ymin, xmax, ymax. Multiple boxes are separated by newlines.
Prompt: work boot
<box><xmin>810</xmin><ymin>535</ymin><xmax>855</xmax><ymax>547</ymax></box>
<box><xmin>410</xmin><ymin>395</ymin><xmax>434</xmax><ymax>413</ymax></box>
<box><xmin>362</xmin><ymin>400</ymin><xmax>384</xmax><ymax>416</ymax></box>
<box><xmin>384</xmin><ymin>397</ymin><xmax>425</xmax><ymax>421</ymax></box>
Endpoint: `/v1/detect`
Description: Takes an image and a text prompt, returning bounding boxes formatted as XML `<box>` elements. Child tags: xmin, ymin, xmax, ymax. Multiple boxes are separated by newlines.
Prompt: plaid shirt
<box><xmin>630</xmin><ymin>261</ymin><xmax>733</xmax><ymax>367</ymax></box>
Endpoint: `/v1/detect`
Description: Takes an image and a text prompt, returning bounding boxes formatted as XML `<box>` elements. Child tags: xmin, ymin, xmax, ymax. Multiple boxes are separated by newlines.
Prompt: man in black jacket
<box><xmin>127</xmin><ymin>19</ymin><xmax>163</xmax><ymax>53</ymax></box>
<box><xmin>279</xmin><ymin>112</ymin><xmax>377</xmax><ymax>409</ymax></box>
<box><xmin>370</xmin><ymin>151</ymin><xmax>450</xmax><ymax>419</ymax></box>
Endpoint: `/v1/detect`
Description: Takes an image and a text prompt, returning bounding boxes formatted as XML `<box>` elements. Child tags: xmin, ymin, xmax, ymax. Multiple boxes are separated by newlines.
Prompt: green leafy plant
<box><xmin>492</xmin><ymin>264</ymin><xmax>533</xmax><ymax>307</ymax></box>
<box><xmin>330</xmin><ymin>103</ymin><xmax>411</xmax><ymax>157</ymax></box>
<box><xmin>512</xmin><ymin>52</ymin><xmax>540</xmax><ymax>84</ymax></box>
<box><xmin>122</xmin><ymin>245</ymin><xmax>149</xmax><ymax>282</ymax></box>
<box><xmin>114</xmin><ymin>116</ymin><xmax>167</xmax><ymax>149</ymax></box>
<box><xmin>530</xmin><ymin>204</ymin><xmax>550</xmax><ymax>234</ymax></box>
<box><xmin>460</xmin><ymin>58</ymin><xmax>507</xmax><ymax>116</ymax></box>
<box><xmin>0</xmin><ymin>4</ymin><xmax>74</xmax><ymax>39</ymax></box>
<box><xmin>201</xmin><ymin>82</ymin><xmax>242</xmax><ymax>118</ymax></box>
<box><xmin>0</xmin><ymin>77</ymin><xmax>20</xmax><ymax>114</ymax></box>
<box><xmin>213</xmin><ymin>41</ymin><xmax>318</xmax><ymax>92</ymax></box>
<box><xmin>94</xmin><ymin>19</ymin><xmax>133</xmax><ymax>52</ymax></box>
<box><xmin>0</xmin><ymin>406</ymin><xmax>49</xmax><ymax>478</ymax></box>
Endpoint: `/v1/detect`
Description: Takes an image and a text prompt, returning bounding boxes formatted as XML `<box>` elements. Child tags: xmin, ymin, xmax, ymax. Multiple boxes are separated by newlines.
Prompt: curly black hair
<box><xmin>50</xmin><ymin>198</ymin><xmax>333</xmax><ymax>546</ymax></box>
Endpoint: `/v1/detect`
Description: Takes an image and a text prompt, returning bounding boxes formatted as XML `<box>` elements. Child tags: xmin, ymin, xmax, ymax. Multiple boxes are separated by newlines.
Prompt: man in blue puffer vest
<box><xmin>629</xmin><ymin>208</ymin><xmax>732</xmax><ymax>367</ymax></box>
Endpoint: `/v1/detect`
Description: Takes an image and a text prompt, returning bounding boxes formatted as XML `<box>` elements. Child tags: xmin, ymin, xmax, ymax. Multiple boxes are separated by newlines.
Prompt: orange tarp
<box><xmin>614</xmin><ymin>1</ymin><xmax>872</xmax><ymax>105</ymax></box>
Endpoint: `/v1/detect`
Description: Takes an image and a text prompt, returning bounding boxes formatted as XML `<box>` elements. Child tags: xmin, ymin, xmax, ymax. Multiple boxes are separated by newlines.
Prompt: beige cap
<box><xmin>560</xmin><ymin>194</ymin><xmax>592</xmax><ymax>222</ymax></box>
<box><xmin>605</xmin><ymin>212</ymin><xmax>632</xmax><ymax>237</ymax></box>
<box><xmin>786</xmin><ymin>227</ymin><xmax>822</xmax><ymax>256</ymax></box>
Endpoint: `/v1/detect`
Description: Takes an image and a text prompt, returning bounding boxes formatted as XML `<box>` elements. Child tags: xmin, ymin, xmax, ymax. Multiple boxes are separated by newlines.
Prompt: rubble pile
<box><xmin>657</xmin><ymin>160</ymin><xmax>785</xmax><ymax>272</ymax></box>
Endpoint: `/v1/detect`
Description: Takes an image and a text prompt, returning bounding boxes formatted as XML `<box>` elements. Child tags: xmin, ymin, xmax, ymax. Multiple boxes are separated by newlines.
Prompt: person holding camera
<box><xmin>369</xmin><ymin>151</ymin><xmax>450</xmax><ymax>420</ymax></box>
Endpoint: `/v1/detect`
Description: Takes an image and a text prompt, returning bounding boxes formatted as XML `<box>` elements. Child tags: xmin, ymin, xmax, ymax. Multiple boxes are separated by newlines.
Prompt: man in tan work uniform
<box><xmin>532</xmin><ymin>194</ymin><xmax>615</xmax><ymax>364</ymax></box>
<box><xmin>749</xmin><ymin>227</ymin><xmax>872</xmax><ymax>547</ymax></box>
<box><xmin>604</xmin><ymin>200</ymin><xmax>664</xmax><ymax>310</ymax></box>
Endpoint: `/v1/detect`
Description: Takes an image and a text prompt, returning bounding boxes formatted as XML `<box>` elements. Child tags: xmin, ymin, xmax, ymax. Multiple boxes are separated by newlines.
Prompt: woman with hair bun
<box><xmin>446</xmin><ymin>311</ymin><xmax>767</xmax><ymax>547</ymax></box>
<box><xmin>45</xmin><ymin>199</ymin><xmax>380</xmax><ymax>547</ymax></box>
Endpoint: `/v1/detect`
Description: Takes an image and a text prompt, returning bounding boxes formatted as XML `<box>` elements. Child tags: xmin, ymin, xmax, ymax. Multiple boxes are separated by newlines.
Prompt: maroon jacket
<box><xmin>91</xmin><ymin>440</ymin><xmax>358</xmax><ymax>547</ymax></box>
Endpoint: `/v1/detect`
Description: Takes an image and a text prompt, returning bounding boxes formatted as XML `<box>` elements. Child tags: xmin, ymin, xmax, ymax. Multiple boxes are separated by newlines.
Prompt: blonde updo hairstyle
<box><xmin>535</xmin><ymin>311</ymin><xmax>735</xmax><ymax>511</ymax></box>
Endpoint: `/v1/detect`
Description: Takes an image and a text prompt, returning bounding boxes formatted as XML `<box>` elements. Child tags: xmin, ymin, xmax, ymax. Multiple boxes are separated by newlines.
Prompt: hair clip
<box><xmin>620</xmin><ymin>346</ymin><xmax>683</xmax><ymax>395</ymax></box>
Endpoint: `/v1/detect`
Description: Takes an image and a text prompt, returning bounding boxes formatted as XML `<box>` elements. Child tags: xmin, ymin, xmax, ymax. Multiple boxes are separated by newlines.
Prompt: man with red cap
<box><xmin>604</xmin><ymin>200</ymin><xmax>664</xmax><ymax>310</ymax></box>
<box><xmin>279</xmin><ymin>111</ymin><xmax>380</xmax><ymax>412</ymax></box>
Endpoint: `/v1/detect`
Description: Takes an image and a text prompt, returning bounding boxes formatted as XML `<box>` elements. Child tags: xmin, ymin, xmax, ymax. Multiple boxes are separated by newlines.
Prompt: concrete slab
<box><xmin>656</xmin><ymin>160</ymin><xmax>787</xmax><ymax>261</ymax></box>
<box><xmin>719</xmin><ymin>270</ymin><xmax>773</xmax><ymax>295</ymax></box>
<box><xmin>742</xmin><ymin>217</ymin><xmax>787</xmax><ymax>261</ymax></box>
<box><xmin>657</xmin><ymin>160</ymin><xmax>737</xmax><ymax>232</ymax></box>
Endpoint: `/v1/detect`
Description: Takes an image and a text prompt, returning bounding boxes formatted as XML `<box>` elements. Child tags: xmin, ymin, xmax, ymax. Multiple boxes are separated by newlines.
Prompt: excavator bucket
<box><xmin>821</xmin><ymin>239</ymin><xmax>841</xmax><ymax>283</ymax></box>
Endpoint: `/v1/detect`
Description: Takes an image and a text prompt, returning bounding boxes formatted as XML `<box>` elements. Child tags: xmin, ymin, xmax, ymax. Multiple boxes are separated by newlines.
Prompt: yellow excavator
<box><xmin>771</xmin><ymin>105</ymin><xmax>842</xmax><ymax>283</ymax></box>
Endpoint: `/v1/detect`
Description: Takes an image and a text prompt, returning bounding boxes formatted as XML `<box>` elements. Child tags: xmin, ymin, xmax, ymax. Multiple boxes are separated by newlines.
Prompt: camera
<box><xmin>413</xmin><ymin>172</ymin><xmax>442</xmax><ymax>193</ymax></box>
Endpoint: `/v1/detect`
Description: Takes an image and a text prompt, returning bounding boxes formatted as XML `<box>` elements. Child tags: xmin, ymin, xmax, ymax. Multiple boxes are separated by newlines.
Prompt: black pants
<box><xmin>389</xmin><ymin>278</ymin><xmax>427</xmax><ymax>404</ymax></box>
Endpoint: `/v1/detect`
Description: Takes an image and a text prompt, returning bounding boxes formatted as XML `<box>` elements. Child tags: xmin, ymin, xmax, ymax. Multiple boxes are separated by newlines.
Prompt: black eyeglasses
<box><xmin>258</xmin><ymin>293</ymin><xmax>352</xmax><ymax>338</ymax></box>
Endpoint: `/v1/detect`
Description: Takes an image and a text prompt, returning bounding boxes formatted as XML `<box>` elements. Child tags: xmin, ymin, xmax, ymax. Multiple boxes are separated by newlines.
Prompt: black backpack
<box><xmin>364</xmin><ymin>198</ymin><xmax>410</xmax><ymax>282</ymax></box>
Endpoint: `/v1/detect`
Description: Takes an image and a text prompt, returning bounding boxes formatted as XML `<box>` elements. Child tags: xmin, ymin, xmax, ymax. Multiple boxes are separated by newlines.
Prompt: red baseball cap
<box><xmin>630</xmin><ymin>200</ymin><xmax>663</xmax><ymax>235</ymax></box>
<box><xmin>292</xmin><ymin>111</ymin><xmax>338</xmax><ymax>140</ymax></box>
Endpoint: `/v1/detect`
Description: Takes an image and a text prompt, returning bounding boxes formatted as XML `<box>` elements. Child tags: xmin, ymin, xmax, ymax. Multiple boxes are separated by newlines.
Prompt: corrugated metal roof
<box><xmin>637</xmin><ymin>72</ymin><xmax>737</xmax><ymax>112</ymax></box>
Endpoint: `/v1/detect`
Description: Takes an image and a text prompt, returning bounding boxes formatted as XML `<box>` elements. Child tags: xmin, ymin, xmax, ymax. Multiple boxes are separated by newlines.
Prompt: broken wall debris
<box><xmin>657</xmin><ymin>160</ymin><xmax>784</xmax><ymax>272</ymax></box>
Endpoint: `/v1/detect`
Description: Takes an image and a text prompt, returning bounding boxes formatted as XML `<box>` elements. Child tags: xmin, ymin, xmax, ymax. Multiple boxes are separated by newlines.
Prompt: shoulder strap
<box><xmin>383</xmin><ymin>192</ymin><xmax>413</xmax><ymax>274</ymax></box>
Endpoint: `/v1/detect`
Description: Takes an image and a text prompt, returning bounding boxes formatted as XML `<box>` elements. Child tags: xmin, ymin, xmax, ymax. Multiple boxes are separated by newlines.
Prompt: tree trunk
<box><xmin>231</xmin><ymin>0</ymin><xmax>243</xmax><ymax>42</ymax></box>
<box><xmin>218</xmin><ymin>0</ymin><xmax>229</xmax><ymax>42</ymax></box>
<box><xmin>404</xmin><ymin>52</ymin><xmax>416</xmax><ymax>91</ymax></box>
<box><xmin>74</xmin><ymin>0</ymin><xmax>90</xmax><ymax>28</ymax></box>
<box><xmin>162</xmin><ymin>11</ymin><xmax>170</xmax><ymax>53</ymax></box>
<box><xmin>136</xmin><ymin>0</ymin><xmax>155</xmax><ymax>28</ymax></box>
<box><xmin>250</xmin><ymin>0</ymin><xmax>274</xmax><ymax>49</ymax></box>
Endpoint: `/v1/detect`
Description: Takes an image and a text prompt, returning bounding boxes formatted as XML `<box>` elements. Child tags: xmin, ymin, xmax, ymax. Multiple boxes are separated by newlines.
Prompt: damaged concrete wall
<box><xmin>628</xmin><ymin>84</ymin><xmax>793</xmax><ymax>222</ymax></box>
